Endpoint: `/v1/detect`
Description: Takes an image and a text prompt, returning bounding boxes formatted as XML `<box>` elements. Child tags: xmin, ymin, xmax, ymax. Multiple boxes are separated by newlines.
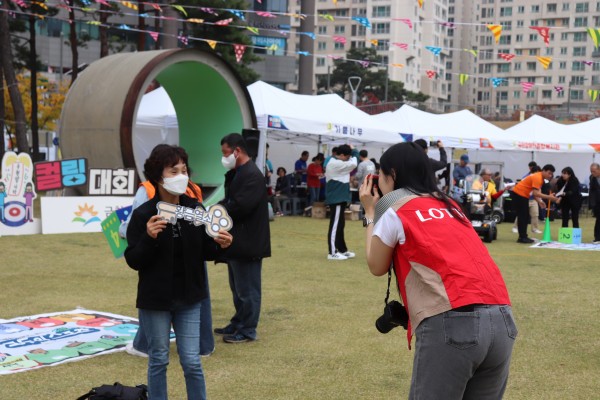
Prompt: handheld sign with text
<box><xmin>101</xmin><ymin>206</ymin><xmax>132</xmax><ymax>258</ymax></box>
<box><xmin>156</xmin><ymin>202</ymin><xmax>233</xmax><ymax>237</ymax></box>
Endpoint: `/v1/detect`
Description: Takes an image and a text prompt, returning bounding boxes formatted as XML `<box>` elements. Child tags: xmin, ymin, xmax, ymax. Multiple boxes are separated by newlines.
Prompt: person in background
<box><xmin>324</xmin><ymin>147</ymin><xmax>338</xmax><ymax>168</ymax></box>
<box><xmin>414</xmin><ymin>139</ymin><xmax>448</xmax><ymax>173</ymax></box>
<box><xmin>325</xmin><ymin>144</ymin><xmax>358</xmax><ymax>260</ymax></box>
<box><xmin>0</xmin><ymin>182</ymin><xmax>6</xmax><ymax>222</ymax></box>
<box><xmin>216</xmin><ymin>133</ymin><xmax>271</xmax><ymax>343</ymax></box>
<box><xmin>555</xmin><ymin>167</ymin><xmax>583</xmax><ymax>229</ymax></box>
<box><xmin>294</xmin><ymin>151</ymin><xmax>309</xmax><ymax>185</ymax></box>
<box><xmin>588</xmin><ymin>163</ymin><xmax>600</xmax><ymax>243</ymax></box>
<box><xmin>124</xmin><ymin>145</ymin><xmax>233</xmax><ymax>400</ymax></box>
<box><xmin>264</xmin><ymin>143</ymin><xmax>274</xmax><ymax>195</ymax></box>
<box><xmin>359</xmin><ymin>142</ymin><xmax>516</xmax><ymax>400</ymax></box>
<box><xmin>511</xmin><ymin>164</ymin><xmax>557</xmax><ymax>244</ymax></box>
<box><xmin>307</xmin><ymin>153</ymin><xmax>325</xmax><ymax>206</ymax></box>
<box><xmin>271</xmin><ymin>167</ymin><xmax>292</xmax><ymax>216</ymax></box>
<box><xmin>512</xmin><ymin>163</ymin><xmax>544</xmax><ymax>235</ymax></box>
<box><xmin>452</xmin><ymin>154</ymin><xmax>472</xmax><ymax>182</ymax></box>
<box><xmin>354</xmin><ymin>150</ymin><xmax>376</xmax><ymax>189</ymax></box>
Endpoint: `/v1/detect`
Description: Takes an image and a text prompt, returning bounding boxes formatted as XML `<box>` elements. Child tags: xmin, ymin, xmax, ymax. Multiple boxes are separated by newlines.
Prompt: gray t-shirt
<box><xmin>355</xmin><ymin>159</ymin><xmax>376</xmax><ymax>185</ymax></box>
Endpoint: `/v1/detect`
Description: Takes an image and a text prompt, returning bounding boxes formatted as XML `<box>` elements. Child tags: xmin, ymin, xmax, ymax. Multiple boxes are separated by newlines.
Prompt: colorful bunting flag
<box><xmin>32</xmin><ymin>1</ymin><xmax>49</xmax><ymax>10</ymax></box>
<box><xmin>352</xmin><ymin>16</ymin><xmax>371</xmax><ymax>29</ymax></box>
<box><xmin>214</xmin><ymin>18</ymin><xmax>233</xmax><ymax>26</ymax></box>
<box><xmin>148</xmin><ymin>3</ymin><xmax>162</xmax><ymax>12</ymax></box>
<box><xmin>333</xmin><ymin>36</ymin><xmax>347</xmax><ymax>45</ymax></box>
<box><xmin>118</xmin><ymin>24</ymin><xmax>131</xmax><ymax>30</ymax></box>
<box><xmin>233</xmin><ymin>44</ymin><xmax>246</xmax><ymax>63</ymax></box>
<box><xmin>227</xmin><ymin>9</ymin><xmax>245</xmax><ymax>20</ymax></box>
<box><xmin>392</xmin><ymin>42</ymin><xmax>409</xmax><ymax>50</ymax></box>
<box><xmin>554</xmin><ymin>86</ymin><xmax>564</xmax><ymax>93</ymax></box>
<box><xmin>425</xmin><ymin>46</ymin><xmax>442</xmax><ymax>56</ymax></box>
<box><xmin>187</xmin><ymin>18</ymin><xmax>204</xmax><ymax>24</ymax></box>
<box><xmin>267</xmin><ymin>44</ymin><xmax>278</xmax><ymax>52</ymax></box>
<box><xmin>426</xmin><ymin>70</ymin><xmax>437</xmax><ymax>79</ymax></box>
<box><xmin>11</xmin><ymin>0</ymin><xmax>28</xmax><ymax>7</ymax></box>
<box><xmin>178</xmin><ymin>35</ymin><xmax>188</xmax><ymax>45</ymax></box>
<box><xmin>464</xmin><ymin>49</ymin><xmax>478</xmax><ymax>57</ymax></box>
<box><xmin>520</xmin><ymin>82</ymin><xmax>535</xmax><ymax>93</ymax></box>
<box><xmin>530</xmin><ymin>26</ymin><xmax>550</xmax><ymax>46</ymax></box>
<box><xmin>246</xmin><ymin>26</ymin><xmax>259</xmax><ymax>34</ymax></box>
<box><xmin>394</xmin><ymin>18</ymin><xmax>413</xmax><ymax>29</ymax></box>
<box><xmin>319</xmin><ymin>13</ymin><xmax>334</xmax><ymax>22</ymax></box>
<box><xmin>207</xmin><ymin>40</ymin><xmax>217</xmax><ymax>49</ymax></box>
<box><xmin>583</xmin><ymin>60</ymin><xmax>594</xmax><ymax>66</ymax></box>
<box><xmin>487</xmin><ymin>24</ymin><xmax>502</xmax><ymax>44</ymax></box>
<box><xmin>149</xmin><ymin>31</ymin><xmax>159</xmax><ymax>42</ymax></box>
<box><xmin>588</xmin><ymin>89</ymin><xmax>600</xmax><ymax>102</ymax></box>
<box><xmin>298</xmin><ymin>32</ymin><xmax>316</xmax><ymax>40</ymax></box>
<box><xmin>200</xmin><ymin>7</ymin><xmax>218</xmax><ymax>16</ymax></box>
<box><xmin>358</xmin><ymin>60</ymin><xmax>370</xmax><ymax>68</ymax></box>
<box><xmin>587</xmin><ymin>27</ymin><xmax>600</xmax><ymax>48</ymax></box>
<box><xmin>285</xmin><ymin>13</ymin><xmax>306</xmax><ymax>20</ymax></box>
<box><xmin>391</xmin><ymin>63</ymin><xmax>404</xmax><ymax>68</ymax></box>
<box><xmin>86</xmin><ymin>20</ymin><xmax>102</xmax><ymax>25</ymax></box>
<box><xmin>439</xmin><ymin>21</ymin><xmax>455</xmax><ymax>29</ymax></box>
<box><xmin>121</xmin><ymin>1</ymin><xmax>138</xmax><ymax>11</ymax></box>
<box><xmin>297</xmin><ymin>51</ymin><xmax>310</xmax><ymax>56</ymax></box>
<box><xmin>459</xmin><ymin>74</ymin><xmax>469</xmax><ymax>85</ymax></box>
<box><xmin>536</xmin><ymin>56</ymin><xmax>552</xmax><ymax>69</ymax></box>
<box><xmin>498</xmin><ymin>53</ymin><xmax>515</xmax><ymax>62</ymax></box>
<box><xmin>327</xmin><ymin>55</ymin><xmax>343</xmax><ymax>60</ymax></box>
<box><xmin>172</xmin><ymin>5</ymin><xmax>187</xmax><ymax>17</ymax></box>
<box><xmin>370</xmin><ymin>39</ymin><xmax>379</xmax><ymax>46</ymax></box>
<box><xmin>418</xmin><ymin>0</ymin><xmax>424</xmax><ymax>8</ymax></box>
<box><xmin>490</xmin><ymin>78</ymin><xmax>504</xmax><ymax>88</ymax></box>
<box><xmin>256</xmin><ymin>11</ymin><xmax>275</xmax><ymax>18</ymax></box>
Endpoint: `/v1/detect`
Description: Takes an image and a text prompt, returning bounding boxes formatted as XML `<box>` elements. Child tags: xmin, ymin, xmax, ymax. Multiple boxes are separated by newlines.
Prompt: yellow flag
<box><xmin>121</xmin><ymin>1</ymin><xmax>138</xmax><ymax>11</ymax></box>
<box><xmin>207</xmin><ymin>40</ymin><xmax>217</xmax><ymax>49</ymax></box>
<box><xmin>487</xmin><ymin>24</ymin><xmax>502</xmax><ymax>43</ymax></box>
<box><xmin>536</xmin><ymin>56</ymin><xmax>552</xmax><ymax>69</ymax></box>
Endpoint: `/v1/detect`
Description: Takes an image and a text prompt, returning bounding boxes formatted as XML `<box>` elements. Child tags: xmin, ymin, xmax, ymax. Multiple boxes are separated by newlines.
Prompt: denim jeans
<box><xmin>139</xmin><ymin>301</ymin><xmax>206</xmax><ymax>400</ymax></box>
<box><xmin>309</xmin><ymin>187</ymin><xmax>320</xmax><ymax>206</ymax></box>
<box><xmin>133</xmin><ymin>263</ymin><xmax>214</xmax><ymax>356</ymax></box>
<box><xmin>409</xmin><ymin>305</ymin><xmax>517</xmax><ymax>400</ymax></box>
<box><xmin>226</xmin><ymin>259</ymin><xmax>262</xmax><ymax>340</ymax></box>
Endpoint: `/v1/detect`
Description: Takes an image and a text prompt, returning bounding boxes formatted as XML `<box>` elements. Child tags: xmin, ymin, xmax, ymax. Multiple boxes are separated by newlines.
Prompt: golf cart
<box><xmin>462</xmin><ymin>174</ymin><xmax>498</xmax><ymax>243</ymax></box>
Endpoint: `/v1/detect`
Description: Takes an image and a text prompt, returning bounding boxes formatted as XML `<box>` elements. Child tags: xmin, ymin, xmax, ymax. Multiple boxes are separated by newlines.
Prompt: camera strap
<box><xmin>384</xmin><ymin>264</ymin><xmax>402</xmax><ymax>306</ymax></box>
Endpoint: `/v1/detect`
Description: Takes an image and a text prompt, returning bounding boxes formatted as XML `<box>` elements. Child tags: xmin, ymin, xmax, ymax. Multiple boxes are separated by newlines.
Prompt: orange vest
<box><xmin>141</xmin><ymin>181</ymin><xmax>203</xmax><ymax>201</ymax></box>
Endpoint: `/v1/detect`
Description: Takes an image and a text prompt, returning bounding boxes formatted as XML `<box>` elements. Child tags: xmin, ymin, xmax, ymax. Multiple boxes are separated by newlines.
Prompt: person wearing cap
<box><xmin>453</xmin><ymin>154</ymin><xmax>473</xmax><ymax>182</ymax></box>
<box><xmin>414</xmin><ymin>139</ymin><xmax>447</xmax><ymax>173</ymax></box>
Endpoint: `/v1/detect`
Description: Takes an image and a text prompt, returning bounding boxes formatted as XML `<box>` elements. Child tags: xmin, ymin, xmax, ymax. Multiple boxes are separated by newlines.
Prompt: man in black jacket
<box><xmin>414</xmin><ymin>139</ymin><xmax>448</xmax><ymax>173</ymax></box>
<box><xmin>590</xmin><ymin>163</ymin><xmax>600</xmax><ymax>243</ymax></box>
<box><xmin>215</xmin><ymin>133</ymin><xmax>271</xmax><ymax>343</ymax></box>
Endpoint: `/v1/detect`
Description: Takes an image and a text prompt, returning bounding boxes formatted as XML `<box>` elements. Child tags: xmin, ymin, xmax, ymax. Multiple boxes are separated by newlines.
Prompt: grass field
<box><xmin>1</xmin><ymin>214</ymin><xmax>599</xmax><ymax>399</ymax></box>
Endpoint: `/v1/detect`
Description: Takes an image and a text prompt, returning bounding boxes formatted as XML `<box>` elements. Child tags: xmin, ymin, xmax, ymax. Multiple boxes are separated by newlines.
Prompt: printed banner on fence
<box><xmin>0</xmin><ymin>309</ymin><xmax>139</xmax><ymax>375</ymax></box>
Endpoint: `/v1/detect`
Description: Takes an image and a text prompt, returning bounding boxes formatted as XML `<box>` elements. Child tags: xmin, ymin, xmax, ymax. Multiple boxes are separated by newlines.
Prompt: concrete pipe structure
<box><xmin>59</xmin><ymin>48</ymin><xmax>256</xmax><ymax>204</ymax></box>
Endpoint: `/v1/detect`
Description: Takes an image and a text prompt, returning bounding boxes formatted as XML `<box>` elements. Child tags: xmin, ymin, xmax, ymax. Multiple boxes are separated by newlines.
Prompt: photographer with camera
<box><xmin>414</xmin><ymin>139</ymin><xmax>447</xmax><ymax>173</ymax></box>
<box><xmin>359</xmin><ymin>142</ymin><xmax>517</xmax><ymax>400</ymax></box>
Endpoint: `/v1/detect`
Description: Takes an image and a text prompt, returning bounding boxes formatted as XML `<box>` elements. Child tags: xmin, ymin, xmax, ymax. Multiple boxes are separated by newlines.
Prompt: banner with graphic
<box><xmin>0</xmin><ymin>309</ymin><xmax>138</xmax><ymax>375</ymax></box>
<box><xmin>41</xmin><ymin>196</ymin><xmax>133</xmax><ymax>234</ymax></box>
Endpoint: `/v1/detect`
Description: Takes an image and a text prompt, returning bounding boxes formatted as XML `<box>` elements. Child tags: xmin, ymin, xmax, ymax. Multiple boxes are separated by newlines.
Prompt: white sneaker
<box><xmin>201</xmin><ymin>348</ymin><xmax>215</xmax><ymax>358</ymax></box>
<box><xmin>511</xmin><ymin>227</ymin><xmax>518</xmax><ymax>233</ymax></box>
<box><xmin>328</xmin><ymin>252</ymin><xmax>348</xmax><ymax>260</ymax></box>
<box><xmin>125</xmin><ymin>343</ymin><xmax>148</xmax><ymax>358</ymax></box>
<box><xmin>342</xmin><ymin>251</ymin><xmax>356</xmax><ymax>258</ymax></box>
<box><xmin>532</xmin><ymin>229</ymin><xmax>543</xmax><ymax>234</ymax></box>
<box><xmin>593</xmin><ymin>240</ymin><xmax>600</xmax><ymax>244</ymax></box>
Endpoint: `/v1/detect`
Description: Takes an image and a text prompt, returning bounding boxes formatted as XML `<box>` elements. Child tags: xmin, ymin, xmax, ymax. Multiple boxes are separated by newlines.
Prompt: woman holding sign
<box><xmin>125</xmin><ymin>145</ymin><xmax>232</xmax><ymax>400</ymax></box>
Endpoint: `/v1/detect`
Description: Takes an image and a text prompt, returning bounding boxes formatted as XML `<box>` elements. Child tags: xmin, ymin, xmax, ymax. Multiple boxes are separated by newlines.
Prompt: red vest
<box><xmin>391</xmin><ymin>196</ymin><xmax>510</xmax><ymax>346</ymax></box>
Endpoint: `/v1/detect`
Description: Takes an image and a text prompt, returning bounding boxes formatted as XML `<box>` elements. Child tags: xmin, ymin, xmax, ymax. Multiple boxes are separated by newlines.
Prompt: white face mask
<box><xmin>221</xmin><ymin>153</ymin><xmax>237</xmax><ymax>170</ymax></box>
<box><xmin>161</xmin><ymin>174</ymin><xmax>189</xmax><ymax>196</ymax></box>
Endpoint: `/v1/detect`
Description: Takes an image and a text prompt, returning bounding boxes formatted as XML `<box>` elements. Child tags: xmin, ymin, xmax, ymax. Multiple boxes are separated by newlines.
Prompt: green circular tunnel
<box><xmin>59</xmin><ymin>49</ymin><xmax>256</xmax><ymax>204</ymax></box>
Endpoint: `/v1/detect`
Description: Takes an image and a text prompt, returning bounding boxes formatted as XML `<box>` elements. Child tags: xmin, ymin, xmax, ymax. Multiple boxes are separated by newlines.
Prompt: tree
<box><xmin>182</xmin><ymin>0</ymin><xmax>261</xmax><ymax>85</ymax></box>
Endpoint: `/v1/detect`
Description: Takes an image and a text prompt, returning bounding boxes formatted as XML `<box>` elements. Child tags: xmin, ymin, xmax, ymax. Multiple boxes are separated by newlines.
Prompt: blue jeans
<box><xmin>409</xmin><ymin>305</ymin><xmax>517</xmax><ymax>400</ymax></box>
<box><xmin>226</xmin><ymin>259</ymin><xmax>262</xmax><ymax>340</ymax></box>
<box><xmin>309</xmin><ymin>187</ymin><xmax>320</xmax><ymax>206</ymax></box>
<box><xmin>133</xmin><ymin>264</ymin><xmax>214</xmax><ymax>355</ymax></box>
<box><xmin>139</xmin><ymin>301</ymin><xmax>206</xmax><ymax>400</ymax></box>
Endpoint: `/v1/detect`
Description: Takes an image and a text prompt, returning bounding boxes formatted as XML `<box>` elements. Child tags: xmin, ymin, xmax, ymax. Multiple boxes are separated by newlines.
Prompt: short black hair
<box><xmin>414</xmin><ymin>139</ymin><xmax>428</xmax><ymax>150</ymax></box>
<box><xmin>277</xmin><ymin>167</ymin><xmax>286</xmax><ymax>175</ymax></box>
<box><xmin>359</xmin><ymin>149</ymin><xmax>368</xmax><ymax>158</ymax></box>
<box><xmin>337</xmin><ymin>144</ymin><xmax>352</xmax><ymax>156</ymax></box>
<box><xmin>221</xmin><ymin>133</ymin><xmax>248</xmax><ymax>153</ymax></box>
<box><xmin>331</xmin><ymin>147</ymin><xmax>339</xmax><ymax>155</ymax></box>
<box><xmin>542</xmin><ymin>164</ymin><xmax>555</xmax><ymax>172</ymax></box>
<box><xmin>301</xmin><ymin>151</ymin><xmax>309</xmax><ymax>157</ymax></box>
<box><xmin>528</xmin><ymin>161</ymin><xmax>538</xmax><ymax>168</ymax></box>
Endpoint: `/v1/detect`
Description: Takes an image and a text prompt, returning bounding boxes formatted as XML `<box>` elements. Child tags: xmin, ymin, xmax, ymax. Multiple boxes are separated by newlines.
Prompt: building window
<box><xmin>573</xmin><ymin>47</ymin><xmax>587</xmax><ymax>56</ymax></box>
<box><xmin>514</xmin><ymin>62</ymin><xmax>521</xmax><ymax>70</ymax></box>
<box><xmin>574</xmin><ymin>17</ymin><xmax>588</xmax><ymax>27</ymax></box>
<box><xmin>559</xmin><ymin>76</ymin><xmax>566</xmax><ymax>83</ymax></box>
<box><xmin>373</xmin><ymin>23</ymin><xmax>390</xmax><ymax>34</ymax></box>
<box><xmin>545</xmin><ymin>47</ymin><xmax>554</xmax><ymax>55</ymax></box>
<box><xmin>516</xmin><ymin>34</ymin><xmax>523</xmax><ymax>42</ymax></box>
<box><xmin>547</xmin><ymin>3</ymin><xmax>557</xmax><ymax>12</ymax></box>
<box><xmin>317</xmin><ymin>58</ymin><xmax>325</xmax><ymax>67</ymax></box>
<box><xmin>318</xmin><ymin>26</ymin><xmax>327</xmax><ymax>34</ymax></box>
<box><xmin>531</xmin><ymin>5</ymin><xmax>540</xmax><ymax>12</ymax></box>
<box><xmin>517</xmin><ymin>5</ymin><xmax>525</xmax><ymax>13</ymax></box>
<box><xmin>334</xmin><ymin>25</ymin><xmax>345</xmax><ymax>34</ymax></box>
<box><xmin>559</xmin><ymin>61</ymin><xmax>567</xmax><ymax>69</ymax></box>
<box><xmin>575</xmin><ymin>2</ymin><xmax>589</xmax><ymax>12</ymax></box>
<box><xmin>561</xmin><ymin>32</ymin><xmax>569</xmax><ymax>40</ymax></box>
<box><xmin>318</xmin><ymin>41</ymin><xmax>327</xmax><ymax>50</ymax></box>
<box><xmin>573</xmin><ymin>61</ymin><xmax>584</xmax><ymax>70</ymax></box>
<box><xmin>497</xmin><ymin>64</ymin><xmax>510</xmax><ymax>72</ymax></box>
<box><xmin>513</xmin><ymin>91</ymin><xmax>521</xmax><ymax>98</ymax></box>
<box><xmin>351</xmin><ymin>25</ymin><xmax>366</xmax><ymax>36</ymax></box>
<box><xmin>500</xmin><ymin>7</ymin><xmax>512</xmax><ymax>16</ymax></box>
<box><xmin>542</xmin><ymin>90</ymin><xmax>552</xmax><ymax>98</ymax></box>
<box><xmin>334</xmin><ymin>42</ymin><xmax>345</xmax><ymax>50</ymax></box>
<box><xmin>526</xmin><ymin>90</ymin><xmax>536</xmax><ymax>98</ymax></box>
<box><xmin>527</xmin><ymin>62</ymin><xmax>537</xmax><ymax>71</ymax></box>
<box><xmin>563</xmin><ymin>2</ymin><xmax>570</xmax><ymax>10</ymax></box>
<box><xmin>372</xmin><ymin>6</ymin><xmax>391</xmax><ymax>17</ymax></box>
<box><xmin>573</xmin><ymin>32</ymin><xmax>587</xmax><ymax>42</ymax></box>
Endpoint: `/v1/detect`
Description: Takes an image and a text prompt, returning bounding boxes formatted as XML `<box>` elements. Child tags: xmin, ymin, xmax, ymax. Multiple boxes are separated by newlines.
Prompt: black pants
<box><xmin>560</xmin><ymin>201</ymin><xmax>581</xmax><ymax>228</ymax></box>
<box><xmin>327</xmin><ymin>203</ymin><xmax>347</xmax><ymax>255</ymax></box>
<box><xmin>511</xmin><ymin>192</ymin><xmax>530</xmax><ymax>239</ymax></box>
<box><xmin>594</xmin><ymin>205</ymin><xmax>600</xmax><ymax>241</ymax></box>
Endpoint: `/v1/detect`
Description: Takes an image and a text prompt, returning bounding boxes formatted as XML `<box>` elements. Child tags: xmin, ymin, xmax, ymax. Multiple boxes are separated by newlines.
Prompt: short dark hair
<box><xmin>337</xmin><ymin>144</ymin><xmax>352</xmax><ymax>156</ymax></box>
<box><xmin>221</xmin><ymin>133</ymin><xmax>248</xmax><ymax>154</ymax></box>
<box><xmin>301</xmin><ymin>151</ymin><xmax>309</xmax><ymax>157</ymax></box>
<box><xmin>331</xmin><ymin>146</ymin><xmax>339</xmax><ymax>155</ymax></box>
<box><xmin>414</xmin><ymin>139</ymin><xmax>428</xmax><ymax>150</ymax></box>
<box><xmin>528</xmin><ymin>161</ymin><xmax>538</xmax><ymax>168</ymax></box>
<box><xmin>542</xmin><ymin>164</ymin><xmax>555</xmax><ymax>173</ymax></box>
<box><xmin>143</xmin><ymin>144</ymin><xmax>190</xmax><ymax>189</ymax></box>
<box><xmin>359</xmin><ymin>149</ymin><xmax>368</xmax><ymax>158</ymax></box>
<box><xmin>531</xmin><ymin>165</ymin><xmax>541</xmax><ymax>173</ymax></box>
<box><xmin>277</xmin><ymin>167</ymin><xmax>286</xmax><ymax>175</ymax></box>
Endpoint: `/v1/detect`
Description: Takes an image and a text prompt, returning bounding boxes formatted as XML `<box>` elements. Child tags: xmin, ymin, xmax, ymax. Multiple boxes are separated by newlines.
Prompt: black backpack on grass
<box><xmin>76</xmin><ymin>382</ymin><xmax>147</xmax><ymax>400</ymax></box>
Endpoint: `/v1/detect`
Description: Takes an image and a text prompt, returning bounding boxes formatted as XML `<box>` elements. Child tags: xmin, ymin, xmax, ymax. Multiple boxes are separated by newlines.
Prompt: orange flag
<box><xmin>487</xmin><ymin>24</ymin><xmax>502</xmax><ymax>43</ymax></box>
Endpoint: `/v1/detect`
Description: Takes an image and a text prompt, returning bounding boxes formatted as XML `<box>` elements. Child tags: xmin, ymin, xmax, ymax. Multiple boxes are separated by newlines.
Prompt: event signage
<box><xmin>0</xmin><ymin>309</ymin><xmax>139</xmax><ymax>375</ymax></box>
<box><xmin>33</xmin><ymin>158</ymin><xmax>88</xmax><ymax>191</ymax></box>
<box><xmin>88</xmin><ymin>168</ymin><xmax>136</xmax><ymax>195</ymax></box>
<box><xmin>41</xmin><ymin>196</ymin><xmax>133</xmax><ymax>234</ymax></box>
<box><xmin>101</xmin><ymin>206</ymin><xmax>132</xmax><ymax>258</ymax></box>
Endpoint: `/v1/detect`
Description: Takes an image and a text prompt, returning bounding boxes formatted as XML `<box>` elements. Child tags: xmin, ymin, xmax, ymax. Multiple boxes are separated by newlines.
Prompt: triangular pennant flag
<box><xmin>530</xmin><ymin>26</ymin><xmax>550</xmax><ymax>46</ymax></box>
<box><xmin>172</xmin><ymin>4</ymin><xmax>187</xmax><ymax>17</ymax></box>
<box><xmin>394</xmin><ymin>18</ymin><xmax>413</xmax><ymax>29</ymax></box>
<box><xmin>554</xmin><ymin>86</ymin><xmax>564</xmax><ymax>93</ymax></box>
<box><xmin>327</xmin><ymin>54</ymin><xmax>343</xmax><ymax>60</ymax></box>
<box><xmin>583</xmin><ymin>60</ymin><xmax>594</xmax><ymax>66</ymax></box>
<box><xmin>319</xmin><ymin>13</ymin><xmax>335</xmax><ymax>22</ymax></box>
<box><xmin>426</xmin><ymin>70</ymin><xmax>437</xmax><ymax>79</ymax></box>
<box><xmin>256</xmin><ymin>11</ymin><xmax>275</xmax><ymax>18</ymax></box>
<box><xmin>233</xmin><ymin>44</ymin><xmax>246</xmax><ymax>63</ymax></box>
<box><xmin>536</xmin><ymin>56</ymin><xmax>552</xmax><ymax>69</ymax></box>
<box><xmin>11</xmin><ymin>0</ymin><xmax>28</xmax><ymax>7</ymax></box>
<box><xmin>464</xmin><ymin>48</ymin><xmax>478</xmax><ymax>57</ymax></box>
<box><xmin>459</xmin><ymin>74</ymin><xmax>469</xmax><ymax>85</ymax></box>
<box><xmin>227</xmin><ymin>9</ymin><xmax>245</xmax><ymax>20</ymax></box>
<box><xmin>333</xmin><ymin>36</ymin><xmax>347</xmax><ymax>45</ymax></box>
<box><xmin>187</xmin><ymin>18</ymin><xmax>204</xmax><ymax>24</ymax></box>
<box><xmin>267</xmin><ymin>44</ymin><xmax>278</xmax><ymax>51</ymax></box>
<box><xmin>392</xmin><ymin>42</ymin><xmax>408</xmax><ymax>50</ymax></box>
<box><xmin>490</xmin><ymin>77</ymin><xmax>504</xmax><ymax>88</ymax></box>
<box><xmin>588</xmin><ymin>89</ymin><xmax>599</xmax><ymax>102</ymax></box>
<box><xmin>418</xmin><ymin>0</ymin><xmax>424</xmax><ymax>8</ymax></box>
<box><xmin>149</xmin><ymin>3</ymin><xmax>162</xmax><ymax>12</ymax></box>
<box><xmin>178</xmin><ymin>35</ymin><xmax>188</xmax><ymax>45</ymax></box>
<box><xmin>121</xmin><ymin>1</ymin><xmax>138</xmax><ymax>10</ymax></box>
<box><xmin>200</xmin><ymin>7</ymin><xmax>218</xmax><ymax>16</ymax></box>
<box><xmin>487</xmin><ymin>24</ymin><xmax>502</xmax><ymax>43</ymax></box>
<box><xmin>370</xmin><ymin>39</ymin><xmax>379</xmax><ymax>46</ymax></box>
<box><xmin>391</xmin><ymin>63</ymin><xmax>404</xmax><ymax>68</ymax></box>
<box><xmin>359</xmin><ymin>60</ymin><xmax>370</xmax><ymax>68</ymax></box>
<box><xmin>299</xmin><ymin>32</ymin><xmax>316</xmax><ymax>40</ymax></box>
<box><xmin>246</xmin><ymin>26</ymin><xmax>259</xmax><ymax>34</ymax></box>
<box><xmin>297</xmin><ymin>51</ymin><xmax>310</xmax><ymax>56</ymax></box>
<box><xmin>214</xmin><ymin>18</ymin><xmax>233</xmax><ymax>26</ymax></box>
<box><xmin>32</xmin><ymin>1</ymin><xmax>49</xmax><ymax>9</ymax></box>
<box><xmin>207</xmin><ymin>40</ymin><xmax>217</xmax><ymax>49</ymax></box>
<box><xmin>352</xmin><ymin>16</ymin><xmax>371</xmax><ymax>29</ymax></box>
<box><xmin>587</xmin><ymin>27</ymin><xmax>600</xmax><ymax>48</ymax></box>
<box><xmin>149</xmin><ymin>31</ymin><xmax>159</xmax><ymax>42</ymax></box>
<box><xmin>439</xmin><ymin>21</ymin><xmax>455</xmax><ymax>29</ymax></box>
<box><xmin>520</xmin><ymin>82</ymin><xmax>535</xmax><ymax>93</ymax></box>
<box><xmin>285</xmin><ymin>13</ymin><xmax>306</xmax><ymax>20</ymax></box>
<box><xmin>119</xmin><ymin>24</ymin><xmax>131</xmax><ymax>30</ymax></box>
<box><xmin>86</xmin><ymin>20</ymin><xmax>102</xmax><ymax>25</ymax></box>
<box><xmin>81</xmin><ymin>7</ymin><xmax>96</xmax><ymax>12</ymax></box>
<box><xmin>498</xmin><ymin>53</ymin><xmax>515</xmax><ymax>62</ymax></box>
<box><xmin>425</xmin><ymin>46</ymin><xmax>442</xmax><ymax>56</ymax></box>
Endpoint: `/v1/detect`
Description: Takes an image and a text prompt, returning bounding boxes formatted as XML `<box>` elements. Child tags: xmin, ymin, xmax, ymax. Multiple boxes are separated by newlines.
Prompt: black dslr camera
<box><xmin>375</xmin><ymin>300</ymin><xmax>409</xmax><ymax>334</ymax></box>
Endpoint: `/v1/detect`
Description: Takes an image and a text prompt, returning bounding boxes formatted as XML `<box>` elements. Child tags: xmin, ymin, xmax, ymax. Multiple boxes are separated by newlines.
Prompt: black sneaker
<box><xmin>517</xmin><ymin>237</ymin><xmax>535</xmax><ymax>244</ymax></box>
<box><xmin>223</xmin><ymin>333</ymin><xmax>254</xmax><ymax>344</ymax></box>
<box><xmin>214</xmin><ymin>326</ymin><xmax>236</xmax><ymax>336</ymax></box>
